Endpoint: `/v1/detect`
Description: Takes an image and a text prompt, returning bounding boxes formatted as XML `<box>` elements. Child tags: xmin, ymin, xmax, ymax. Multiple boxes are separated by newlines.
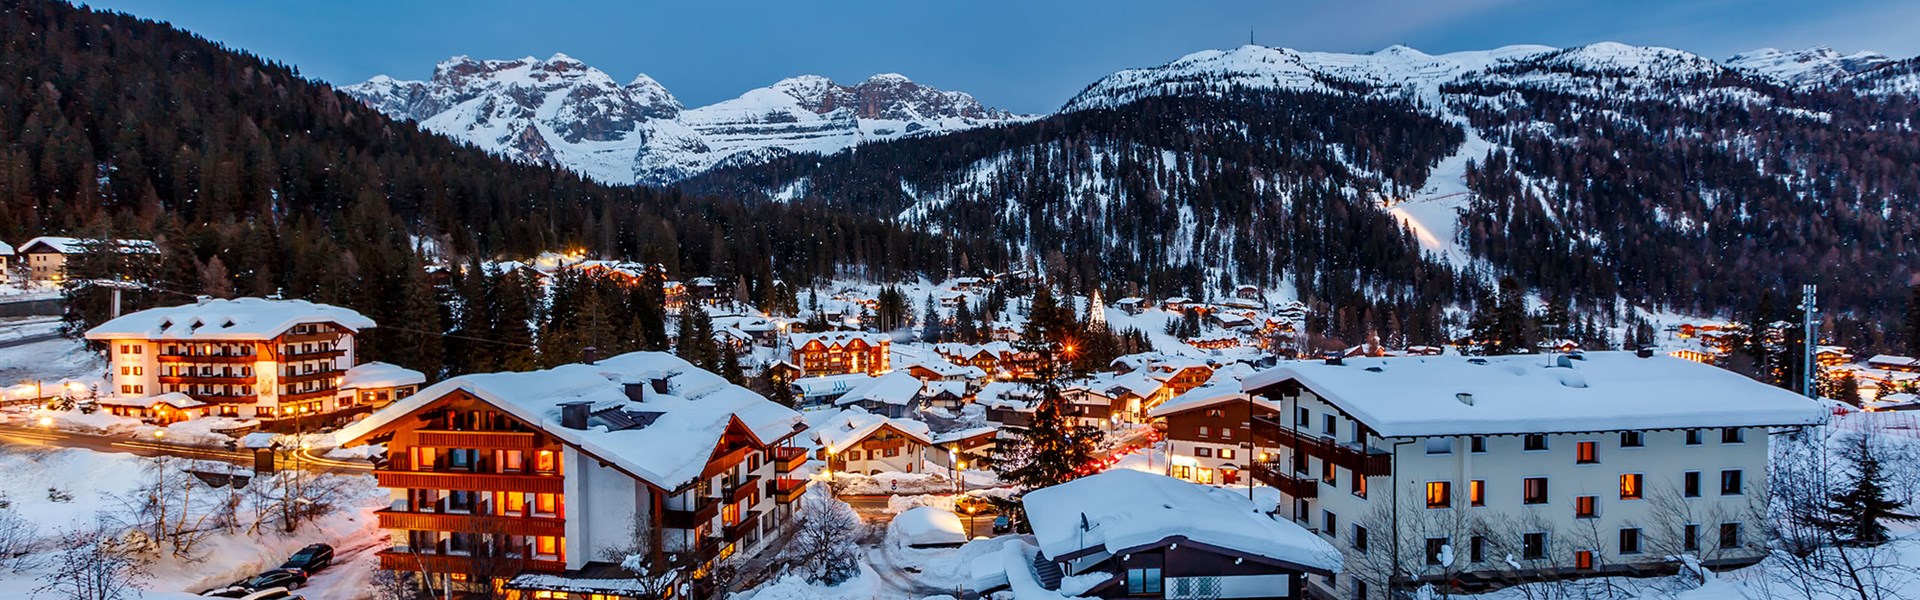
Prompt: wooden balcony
<box><xmin>280</xmin><ymin>389</ymin><xmax>338</xmax><ymax>403</ymax></box>
<box><xmin>283</xmin><ymin>370</ymin><xmax>343</xmax><ymax>385</ymax></box>
<box><xmin>376</xmin><ymin>550</ymin><xmax>565</xmax><ymax>575</ymax></box>
<box><xmin>766</xmin><ymin>477</ymin><xmax>806</xmax><ymax>504</ymax></box>
<box><xmin>375</xmin><ymin>469</ymin><xmax>564</xmax><ymax>494</ymax></box>
<box><xmin>282</xmin><ymin>348</ymin><xmax>346</xmax><ymax>361</ymax></box>
<box><xmin>1251</xmin><ymin>415</ymin><xmax>1394</xmax><ymax>477</ymax></box>
<box><xmin>702</xmin><ymin>445</ymin><xmax>751</xmax><ymax>477</ymax></box>
<box><xmin>726</xmin><ymin>475</ymin><xmax>761</xmax><ymax>505</ymax></box>
<box><xmin>415</xmin><ymin>430</ymin><xmax>541</xmax><ymax>449</ymax></box>
<box><xmin>157</xmin><ymin>354</ymin><xmax>255</xmax><ymax>364</ymax></box>
<box><xmin>771</xmin><ymin>447</ymin><xmax>807</xmax><ymax>473</ymax></box>
<box><xmin>280</xmin><ymin>332</ymin><xmax>344</xmax><ymax>344</ymax></box>
<box><xmin>1249</xmin><ymin>461</ymin><xmax>1319</xmax><ymax>499</ymax></box>
<box><xmin>724</xmin><ymin>510</ymin><xmax>761</xmax><ymax>541</ymax></box>
<box><xmin>375</xmin><ymin>510</ymin><xmax>565</xmax><ymax>537</ymax></box>
<box><xmin>158</xmin><ymin>375</ymin><xmax>253</xmax><ymax>386</ymax></box>
<box><xmin>662</xmin><ymin>498</ymin><xmax>719</xmax><ymax>530</ymax></box>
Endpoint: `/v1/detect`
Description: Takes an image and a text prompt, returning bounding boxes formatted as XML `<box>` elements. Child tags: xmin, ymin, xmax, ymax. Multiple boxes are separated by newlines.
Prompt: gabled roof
<box><xmin>1243</xmin><ymin>351</ymin><xmax>1828</xmax><ymax>437</ymax></box>
<box><xmin>791</xmin><ymin>331</ymin><xmax>890</xmax><ymax>348</ymax></box>
<box><xmin>343</xmin><ymin>362</ymin><xmax>427</xmax><ymax>389</ymax></box>
<box><xmin>337</xmin><ymin>352</ymin><xmax>803</xmax><ymax>491</ymax></box>
<box><xmin>835</xmin><ymin>371</ymin><xmax>924</xmax><ymax>407</ymax></box>
<box><xmin>792</xmin><ymin>373</ymin><xmax>875</xmax><ymax>396</ymax></box>
<box><xmin>0</xmin><ymin>241</ymin><xmax>12</xmax><ymax>255</ymax></box>
<box><xmin>1148</xmin><ymin>373</ymin><xmax>1279</xmax><ymax>418</ymax></box>
<box><xmin>18</xmin><ymin>236</ymin><xmax>159</xmax><ymax>255</ymax></box>
<box><xmin>85</xmin><ymin>297</ymin><xmax>375</xmax><ymax>341</ymax></box>
<box><xmin>804</xmin><ymin>407</ymin><xmax>933</xmax><ymax>450</ymax></box>
<box><xmin>922</xmin><ymin>380</ymin><xmax>969</xmax><ymax>398</ymax></box>
<box><xmin>1022</xmin><ymin>470</ymin><xmax>1339</xmax><ymax>573</ymax></box>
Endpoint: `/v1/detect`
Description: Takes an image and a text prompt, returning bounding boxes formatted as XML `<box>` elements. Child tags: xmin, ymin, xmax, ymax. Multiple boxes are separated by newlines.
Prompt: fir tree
<box><xmin>920</xmin><ymin>295</ymin><xmax>945</xmax><ymax>343</ymax></box>
<box><xmin>1906</xmin><ymin>284</ymin><xmax>1920</xmax><ymax>355</ymax></box>
<box><xmin>989</xmin><ymin>327</ymin><xmax>1101</xmax><ymax>491</ymax></box>
<box><xmin>1819</xmin><ymin>436</ymin><xmax>1915</xmax><ymax>545</ymax></box>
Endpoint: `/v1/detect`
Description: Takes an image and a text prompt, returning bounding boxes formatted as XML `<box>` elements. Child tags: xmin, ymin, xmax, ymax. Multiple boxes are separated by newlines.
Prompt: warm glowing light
<box><xmin>37</xmin><ymin>417</ymin><xmax>52</xmax><ymax>427</ymax></box>
<box><xmin>153</xmin><ymin>430</ymin><xmax>166</xmax><ymax>439</ymax></box>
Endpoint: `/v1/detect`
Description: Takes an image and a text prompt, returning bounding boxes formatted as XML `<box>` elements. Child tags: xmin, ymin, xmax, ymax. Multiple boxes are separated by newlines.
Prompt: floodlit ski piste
<box><xmin>5</xmin><ymin>1</ymin><xmax>1920</xmax><ymax>599</ymax></box>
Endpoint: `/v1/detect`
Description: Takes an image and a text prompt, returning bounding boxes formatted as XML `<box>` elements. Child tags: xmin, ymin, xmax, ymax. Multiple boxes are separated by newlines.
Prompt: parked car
<box><xmin>278</xmin><ymin>543</ymin><xmax>334</xmax><ymax>575</ymax></box>
<box><xmin>247</xmin><ymin>570</ymin><xmax>306</xmax><ymax>591</ymax></box>
<box><xmin>991</xmin><ymin>514</ymin><xmax>1011</xmax><ymax>533</ymax></box>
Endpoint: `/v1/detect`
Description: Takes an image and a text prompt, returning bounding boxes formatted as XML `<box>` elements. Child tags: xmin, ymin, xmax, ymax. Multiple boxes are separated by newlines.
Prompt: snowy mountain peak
<box><xmin>1726</xmin><ymin>45</ymin><xmax>1892</xmax><ymax>86</ymax></box>
<box><xmin>343</xmin><ymin>56</ymin><xmax>1024</xmax><ymax>185</ymax></box>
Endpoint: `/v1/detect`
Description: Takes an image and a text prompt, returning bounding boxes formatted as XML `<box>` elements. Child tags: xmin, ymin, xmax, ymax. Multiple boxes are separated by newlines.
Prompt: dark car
<box><xmin>991</xmin><ymin>515</ymin><xmax>1011</xmax><ymax>533</ymax></box>
<box><xmin>248</xmin><ymin>570</ymin><xmax>306</xmax><ymax>591</ymax></box>
<box><xmin>278</xmin><ymin>543</ymin><xmax>334</xmax><ymax>575</ymax></box>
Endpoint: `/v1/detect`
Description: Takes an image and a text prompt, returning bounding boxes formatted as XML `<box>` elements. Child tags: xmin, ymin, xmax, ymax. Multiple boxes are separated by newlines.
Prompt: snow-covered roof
<box><xmin>923</xmin><ymin>380</ymin><xmax>968</xmax><ymax>398</ymax></box>
<box><xmin>792</xmin><ymin>373</ymin><xmax>874</xmax><ymax>397</ymax></box>
<box><xmin>891</xmin><ymin>506</ymin><xmax>968</xmax><ymax>547</ymax></box>
<box><xmin>975</xmin><ymin>381</ymin><xmax>1037</xmax><ymax>409</ymax></box>
<box><xmin>933</xmin><ymin>426</ymin><xmax>1000</xmax><ymax>446</ymax></box>
<box><xmin>835</xmin><ymin>371</ymin><xmax>924</xmax><ymax>407</ymax></box>
<box><xmin>17</xmin><ymin>236</ymin><xmax>159</xmax><ymax>255</ymax></box>
<box><xmin>338</xmin><ymin>352</ymin><xmax>803</xmax><ymax>490</ymax></box>
<box><xmin>1867</xmin><ymin>354</ymin><xmax>1918</xmax><ymax>367</ymax></box>
<box><xmin>1147</xmin><ymin>373</ymin><xmax>1277</xmax><ymax>418</ymax></box>
<box><xmin>85</xmin><ymin>297</ymin><xmax>376</xmax><ymax>341</ymax></box>
<box><xmin>904</xmin><ymin>358</ymin><xmax>987</xmax><ymax>379</ymax></box>
<box><xmin>0</xmin><ymin>241</ymin><xmax>12</xmax><ymax>255</ymax></box>
<box><xmin>1022</xmin><ymin>470</ymin><xmax>1339</xmax><ymax>572</ymax></box>
<box><xmin>936</xmin><ymin>341</ymin><xmax>1018</xmax><ymax>360</ymax></box>
<box><xmin>1242</xmin><ymin>352</ymin><xmax>1830</xmax><ymax>437</ymax></box>
<box><xmin>804</xmin><ymin>407</ymin><xmax>933</xmax><ymax>450</ymax></box>
<box><xmin>99</xmin><ymin>392</ymin><xmax>205</xmax><ymax>409</ymax></box>
<box><xmin>343</xmin><ymin>362</ymin><xmax>427</xmax><ymax>389</ymax></box>
<box><xmin>790</xmin><ymin>330</ymin><xmax>889</xmax><ymax>348</ymax></box>
<box><xmin>1101</xmin><ymin>371</ymin><xmax>1163</xmax><ymax>399</ymax></box>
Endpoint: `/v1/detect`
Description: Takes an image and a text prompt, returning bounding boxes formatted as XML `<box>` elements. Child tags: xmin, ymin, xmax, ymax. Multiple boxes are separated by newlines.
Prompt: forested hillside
<box><xmin>0</xmin><ymin>0</ymin><xmax>992</xmax><ymax>371</ymax></box>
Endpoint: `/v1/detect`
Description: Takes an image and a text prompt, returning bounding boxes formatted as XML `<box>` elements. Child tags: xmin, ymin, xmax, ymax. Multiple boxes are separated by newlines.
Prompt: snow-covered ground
<box><xmin>0</xmin><ymin>446</ymin><xmax>387</xmax><ymax>599</ymax></box>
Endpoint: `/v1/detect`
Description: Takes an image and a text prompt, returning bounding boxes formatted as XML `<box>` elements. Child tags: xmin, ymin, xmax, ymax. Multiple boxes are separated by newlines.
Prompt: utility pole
<box><xmin>1800</xmin><ymin>284</ymin><xmax>1818</xmax><ymax>398</ymax></box>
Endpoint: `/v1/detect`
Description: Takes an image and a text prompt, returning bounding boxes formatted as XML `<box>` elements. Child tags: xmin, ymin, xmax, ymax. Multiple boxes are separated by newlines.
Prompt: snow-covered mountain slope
<box><xmin>1726</xmin><ymin>46</ymin><xmax>1891</xmax><ymax>87</ymax></box>
<box><xmin>342</xmin><ymin>56</ymin><xmax>1028</xmax><ymax>185</ymax></box>
<box><xmin>1061</xmin><ymin>43</ymin><xmax>1556</xmax><ymax>111</ymax></box>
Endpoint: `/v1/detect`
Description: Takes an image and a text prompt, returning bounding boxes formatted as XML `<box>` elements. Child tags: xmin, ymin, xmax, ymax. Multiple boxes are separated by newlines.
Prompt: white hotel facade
<box><xmin>1240</xmin><ymin>351</ymin><xmax>1828</xmax><ymax>599</ymax></box>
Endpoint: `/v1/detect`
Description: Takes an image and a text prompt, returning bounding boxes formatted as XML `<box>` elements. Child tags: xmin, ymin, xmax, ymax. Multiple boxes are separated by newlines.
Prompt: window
<box><xmin>1217</xmin><ymin>448</ymin><xmax>1235</xmax><ymax>460</ymax></box>
<box><xmin>1426</xmin><ymin>437</ymin><xmax>1453</xmax><ymax>455</ymax></box>
<box><xmin>1523</xmin><ymin>477</ymin><xmax>1549</xmax><ymax>504</ymax></box>
<box><xmin>1352</xmin><ymin>475</ymin><xmax>1368</xmax><ymax>499</ymax></box>
<box><xmin>1685</xmin><ymin>429</ymin><xmax>1703</xmax><ymax>445</ymax></box>
<box><xmin>1721</xmin><ymin>470</ymin><xmax>1743</xmax><ymax>495</ymax></box>
<box><xmin>1575</xmin><ymin>495</ymin><xmax>1598</xmax><ymax>518</ymax></box>
<box><xmin>1206</xmin><ymin>409</ymin><xmax>1224</xmax><ymax>418</ymax></box>
<box><xmin>1125</xmin><ymin>557</ymin><xmax>1163</xmax><ymax>595</ymax></box>
<box><xmin>1426</xmin><ymin>481</ymin><xmax>1452</xmax><ymax>509</ymax></box>
<box><xmin>847</xmin><ymin>450</ymin><xmax>863</xmax><ymax>461</ymax></box>
<box><xmin>1198</xmin><ymin>426</ymin><xmax>1210</xmax><ymax>438</ymax></box>
<box><xmin>1576</xmin><ymin>441</ymin><xmax>1598</xmax><ymax>464</ymax></box>
<box><xmin>1683</xmin><ymin>524</ymin><xmax>1700</xmax><ymax>552</ymax></box>
<box><xmin>1620</xmin><ymin>473</ymin><xmax>1644</xmax><ymax>500</ymax></box>
<box><xmin>1575</xmin><ymin>550</ymin><xmax>1594</xmax><ymax>570</ymax></box>
<box><xmin>1323</xmin><ymin>511</ymin><xmax>1338</xmax><ymax>537</ymax></box>
<box><xmin>1323</xmin><ymin>461</ymin><xmax>1339</xmax><ymax>486</ymax></box>
<box><xmin>1425</xmin><ymin>537</ymin><xmax>1449</xmax><ymax>565</ymax></box>
<box><xmin>1221</xmin><ymin>428</ymin><xmax>1233</xmax><ymax>440</ymax></box>
<box><xmin>1719</xmin><ymin>523</ymin><xmax>1742</xmax><ymax>549</ymax></box>
<box><xmin>1620</xmin><ymin>431</ymin><xmax>1644</xmax><ymax>447</ymax></box>
<box><xmin>1323</xmin><ymin>414</ymin><xmax>1337</xmax><ymax>436</ymax></box>
<box><xmin>1522</xmin><ymin>532</ymin><xmax>1548</xmax><ymax>560</ymax></box>
<box><xmin>1296</xmin><ymin>407</ymin><xmax>1310</xmax><ymax>427</ymax></box>
<box><xmin>1722</xmin><ymin>428</ymin><xmax>1745</xmax><ymax>444</ymax></box>
<box><xmin>1194</xmin><ymin>447</ymin><xmax>1212</xmax><ymax>458</ymax></box>
<box><xmin>1353</xmin><ymin>525</ymin><xmax>1369</xmax><ymax>553</ymax></box>
<box><xmin>1469</xmin><ymin>480</ymin><xmax>1486</xmax><ymax>507</ymax></box>
<box><xmin>1469</xmin><ymin>535</ymin><xmax>1486</xmax><ymax>563</ymax></box>
<box><xmin>1619</xmin><ymin>528</ymin><xmax>1642</xmax><ymax>554</ymax></box>
<box><xmin>1524</xmin><ymin>434</ymin><xmax>1549</xmax><ymax>451</ymax></box>
<box><xmin>1684</xmin><ymin>471</ymin><xmax>1702</xmax><ymax>498</ymax></box>
<box><xmin>1471</xmin><ymin>435</ymin><xmax>1488</xmax><ymax>453</ymax></box>
<box><xmin>1353</xmin><ymin>580</ymin><xmax>1367</xmax><ymax>600</ymax></box>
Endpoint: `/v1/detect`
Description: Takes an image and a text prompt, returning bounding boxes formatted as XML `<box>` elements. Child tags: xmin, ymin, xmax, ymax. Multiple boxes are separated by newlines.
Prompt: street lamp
<box><xmin>963</xmin><ymin>504</ymin><xmax>977</xmax><ymax>540</ymax></box>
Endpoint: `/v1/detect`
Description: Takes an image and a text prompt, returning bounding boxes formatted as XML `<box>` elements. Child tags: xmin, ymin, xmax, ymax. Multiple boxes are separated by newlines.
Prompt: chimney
<box><xmin>651</xmin><ymin>375</ymin><xmax>670</xmax><ymax>395</ymax></box>
<box><xmin>583</xmin><ymin>346</ymin><xmax>599</xmax><ymax>365</ymax></box>
<box><xmin>559</xmin><ymin>401</ymin><xmax>591</xmax><ymax>430</ymax></box>
<box><xmin>1323</xmin><ymin>354</ymin><xmax>1343</xmax><ymax>366</ymax></box>
<box><xmin>1635</xmin><ymin>347</ymin><xmax>1654</xmax><ymax>359</ymax></box>
<box><xmin>623</xmin><ymin>382</ymin><xmax>647</xmax><ymax>403</ymax></box>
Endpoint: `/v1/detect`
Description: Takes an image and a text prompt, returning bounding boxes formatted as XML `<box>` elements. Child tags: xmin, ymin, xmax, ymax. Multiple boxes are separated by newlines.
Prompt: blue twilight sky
<box><xmin>78</xmin><ymin>0</ymin><xmax>1920</xmax><ymax>114</ymax></box>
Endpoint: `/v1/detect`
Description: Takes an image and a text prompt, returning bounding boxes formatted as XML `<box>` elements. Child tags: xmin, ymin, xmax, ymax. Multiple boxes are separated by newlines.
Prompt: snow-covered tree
<box><xmin>782</xmin><ymin>488</ymin><xmax>864</xmax><ymax>585</ymax></box>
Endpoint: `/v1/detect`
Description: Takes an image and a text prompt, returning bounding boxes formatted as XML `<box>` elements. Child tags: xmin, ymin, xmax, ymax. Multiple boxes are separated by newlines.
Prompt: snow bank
<box><xmin>889</xmin><ymin>507</ymin><xmax>967</xmax><ymax>548</ymax></box>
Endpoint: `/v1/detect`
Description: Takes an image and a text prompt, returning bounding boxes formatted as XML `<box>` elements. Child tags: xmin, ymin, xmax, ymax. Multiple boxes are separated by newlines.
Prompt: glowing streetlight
<box><xmin>37</xmin><ymin>416</ymin><xmax>52</xmax><ymax>427</ymax></box>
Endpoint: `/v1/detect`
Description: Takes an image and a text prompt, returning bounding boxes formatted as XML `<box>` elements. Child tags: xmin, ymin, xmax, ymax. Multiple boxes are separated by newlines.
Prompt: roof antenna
<box><xmin>1249</xmin><ymin>27</ymin><xmax>1255</xmax><ymax>47</ymax></box>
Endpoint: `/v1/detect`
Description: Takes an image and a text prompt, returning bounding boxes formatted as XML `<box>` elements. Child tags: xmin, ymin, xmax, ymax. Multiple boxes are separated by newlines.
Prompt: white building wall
<box><xmin>1267</xmin><ymin>391</ymin><xmax>1777</xmax><ymax>600</ymax></box>
<box><xmin>564</xmin><ymin>446</ymin><xmax>647</xmax><ymax>570</ymax></box>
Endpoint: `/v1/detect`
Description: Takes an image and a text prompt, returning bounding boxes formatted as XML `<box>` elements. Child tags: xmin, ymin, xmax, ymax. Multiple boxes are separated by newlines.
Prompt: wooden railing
<box><xmin>1251</xmin><ymin>415</ymin><xmax>1394</xmax><ymax>477</ymax></box>
<box><xmin>375</xmin><ymin>470</ymin><xmax>564</xmax><ymax>494</ymax></box>
<box><xmin>771</xmin><ymin>447</ymin><xmax>807</xmax><ymax>473</ymax></box>
<box><xmin>281</xmin><ymin>348</ymin><xmax>346</xmax><ymax>361</ymax></box>
<box><xmin>724</xmin><ymin>510</ymin><xmax>761</xmax><ymax>541</ymax></box>
<box><xmin>157</xmin><ymin>354</ymin><xmax>254</xmax><ymax>364</ymax></box>
<box><xmin>415</xmin><ymin>430</ymin><xmax>540</xmax><ymax>449</ymax></box>
<box><xmin>375</xmin><ymin>510</ymin><xmax>564</xmax><ymax>537</ymax></box>
<box><xmin>158</xmin><ymin>375</ymin><xmax>253</xmax><ymax>385</ymax></box>
<box><xmin>765</xmin><ymin>477</ymin><xmax>806</xmax><ymax>504</ymax></box>
<box><xmin>280</xmin><ymin>389</ymin><xmax>337</xmax><ymax>403</ymax></box>
<box><xmin>726</xmin><ymin>475</ymin><xmax>761</xmax><ymax>505</ymax></box>
<box><xmin>663</xmin><ymin>497</ymin><xmax>720</xmax><ymax>530</ymax></box>
<box><xmin>1249</xmin><ymin>461</ymin><xmax>1319</xmax><ymax>498</ymax></box>
<box><xmin>282</xmin><ymin>369</ymin><xmax>343</xmax><ymax>385</ymax></box>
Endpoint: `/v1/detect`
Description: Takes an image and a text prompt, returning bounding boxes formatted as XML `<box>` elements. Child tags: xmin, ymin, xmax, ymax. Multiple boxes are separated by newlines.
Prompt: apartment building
<box><xmin>85</xmin><ymin>297</ymin><xmax>375</xmax><ymax>420</ymax></box>
<box><xmin>16</xmin><ymin>236</ymin><xmax>159</xmax><ymax>282</ymax></box>
<box><xmin>1240</xmin><ymin>351</ymin><xmax>1827</xmax><ymax>599</ymax></box>
<box><xmin>1148</xmin><ymin>374</ymin><xmax>1279</xmax><ymax>486</ymax></box>
<box><xmin>336</xmin><ymin>352</ymin><xmax>810</xmax><ymax>599</ymax></box>
<box><xmin>788</xmin><ymin>331</ymin><xmax>890</xmax><ymax>376</ymax></box>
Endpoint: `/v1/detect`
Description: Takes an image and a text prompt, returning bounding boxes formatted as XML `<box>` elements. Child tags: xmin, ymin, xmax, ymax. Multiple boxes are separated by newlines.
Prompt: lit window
<box><xmin>1576</xmin><ymin>441</ymin><xmax>1598</xmax><ymax>464</ymax></box>
<box><xmin>1620</xmin><ymin>473</ymin><xmax>1644</xmax><ymax>500</ymax></box>
<box><xmin>1575</xmin><ymin>550</ymin><xmax>1594</xmax><ymax>570</ymax></box>
<box><xmin>1426</xmin><ymin>481</ymin><xmax>1452</xmax><ymax>509</ymax></box>
<box><xmin>1469</xmin><ymin>480</ymin><xmax>1485</xmax><ymax>506</ymax></box>
<box><xmin>1575</xmin><ymin>495</ymin><xmax>1598</xmax><ymax>518</ymax></box>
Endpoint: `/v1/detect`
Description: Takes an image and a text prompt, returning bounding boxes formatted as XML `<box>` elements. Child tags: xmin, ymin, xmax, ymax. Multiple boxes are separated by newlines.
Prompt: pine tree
<box><xmin>717</xmin><ymin>342</ymin><xmax>745</xmax><ymax>384</ymax></box>
<box><xmin>1906</xmin><ymin>285</ymin><xmax>1920</xmax><ymax>355</ymax></box>
<box><xmin>920</xmin><ymin>295</ymin><xmax>945</xmax><ymax>343</ymax></box>
<box><xmin>1819</xmin><ymin>436</ymin><xmax>1915</xmax><ymax>545</ymax></box>
<box><xmin>989</xmin><ymin>326</ymin><xmax>1101</xmax><ymax>491</ymax></box>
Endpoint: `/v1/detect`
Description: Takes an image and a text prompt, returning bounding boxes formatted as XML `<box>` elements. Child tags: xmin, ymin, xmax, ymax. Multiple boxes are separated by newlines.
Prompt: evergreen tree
<box><xmin>989</xmin><ymin>323</ymin><xmax>1101</xmax><ymax>491</ymax></box>
<box><xmin>1819</xmin><ymin>436</ymin><xmax>1915</xmax><ymax>545</ymax></box>
<box><xmin>717</xmin><ymin>342</ymin><xmax>745</xmax><ymax>384</ymax></box>
<box><xmin>1905</xmin><ymin>285</ymin><xmax>1920</xmax><ymax>355</ymax></box>
<box><xmin>920</xmin><ymin>295</ymin><xmax>945</xmax><ymax>343</ymax></box>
